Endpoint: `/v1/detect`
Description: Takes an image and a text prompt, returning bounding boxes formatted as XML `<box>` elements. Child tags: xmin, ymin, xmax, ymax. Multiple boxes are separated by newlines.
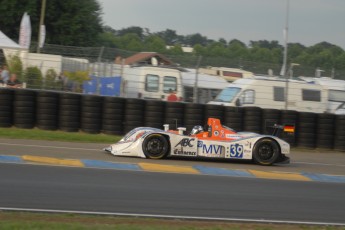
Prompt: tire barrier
<box><xmin>164</xmin><ymin>101</ymin><xmax>184</xmax><ymax>130</ymax></box>
<box><xmin>223</xmin><ymin>107</ymin><xmax>243</xmax><ymax>131</ymax></box>
<box><xmin>184</xmin><ymin>103</ymin><xmax>205</xmax><ymax>134</ymax></box>
<box><xmin>0</xmin><ymin>89</ymin><xmax>14</xmax><ymax>128</ymax></box>
<box><xmin>316</xmin><ymin>113</ymin><xmax>335</xmax><ymax>149</ymax></box>
<box><xmin>58</xmin><ymin>93</ymin><xmax>81</xmax><ymax>132</ymax></box>
<box><xmin>243</xmin><ymin>107</ymin><xmax>262</xmax><ymax>133</ymax></box>
<box><xmin>280</xmin><ymin>110</ymin><xmax>298</xmax><ymax>146</ymax></box>
<box><xmin>102</xmin><ymin>96</ymin><xmax>125</xmax><ymax>135</ymax></box>
<box><xmin>81</xmin><ymin>95</ymin><xmax>103</xmax><ymax>134</ymax></box>
<box><xmin>13</xmin><ymin>89</ymin><xmax>36</xmax><ymax>129</ymax></box>
<box><xmin>261</xmin><ymin>109</ymin><xmax>281</xmax><ymax>135</ymax></box>
<box><xmin>124</xmin><ymin>98</ymin><xmax>145</xmax><ymax>133</ymax></box>
<box><xmin>204</xmin><ymin>104</ymin><xmax>224</xmax><ymax>124</ymax></box>
<box><xmin>334</xmin><ymin>115</ymin><xmax>345</xmax><ymax>151</ymax></box>
<box><xmin>36</xmin><ymin>91</ymin><xmax>59</xmax><ymax>130</ymax></box>
<box><xmin>145</xmin><ymin>100</ymin><xmax>165</xmax><ymax>129</ymax></box>
<box><xmin>1</xmin><ymin>88</ymin><xmax>344</xmax><ymax>151</ymax></box>
<box><xmin>297</xmin><ymin>112</ymin><xmax>317</xmax><ymax>148</ymax></box>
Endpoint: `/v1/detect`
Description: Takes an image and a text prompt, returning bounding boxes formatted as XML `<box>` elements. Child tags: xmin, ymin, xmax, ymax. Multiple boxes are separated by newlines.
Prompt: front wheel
<box><xmin>252</xmin><ymin>138</ymin><xmax>280</xmax><ymax>166</ymax></box>
<box><xmin>142</xmin><ymin>134</ymin><xmax>169</xmax><ymax>159</ymax></box>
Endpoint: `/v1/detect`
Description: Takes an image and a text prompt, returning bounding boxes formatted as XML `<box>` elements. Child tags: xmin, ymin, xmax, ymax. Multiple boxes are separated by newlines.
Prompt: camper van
<box><xmin>121</xmin><ymin>66</ymin><xmax>183</xmax><ymax>101</ymax></box>
<box><xmin>299</xmin><ymin>77</ymin><xmax>345</xmax><ymax>114</ymax></box>
<box><xmin>208</xmin><ymin>76</ymin><xmax>328</xmax><ymax>113</ymax></box>
<box><xmin>199</xmin><ymin>67</ymin><xmax>254</xmax><ymax>82</ymax></box>
<box><xmin>181</xmin><ymin>69</ymin><xmax>227</xmax><ymax>103</ymax></box>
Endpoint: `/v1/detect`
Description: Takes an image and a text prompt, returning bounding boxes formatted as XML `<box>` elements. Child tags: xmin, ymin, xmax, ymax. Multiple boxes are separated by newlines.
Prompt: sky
<box><xmin>98</xmin><ymin>0</ymin><xmax>345</xmax><ymax>49</ymax></box>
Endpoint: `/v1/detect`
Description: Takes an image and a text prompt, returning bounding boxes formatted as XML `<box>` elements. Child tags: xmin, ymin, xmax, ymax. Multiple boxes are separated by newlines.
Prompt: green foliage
<box><xmin>44</xmin><ymin>68</ymin><xmax>60</xmax><ymax>90</ymax></box>
<box><xmin>0</xmin><ymin>0</ymin><xmax>103</xmax><ymax>46</ymax></box>
<box><xmin>25</xmin><ymin>66</ymin><xmax>43</xmax><ymax>89</ymax></box>
<box><xmin>63</xmin><ymin>70</ymin><xmax>90</xmax><ymax>92</ymax></box>
<box><xmin>6</xmin><ymin>55</ymin><xmax>23</xmax><ymax>80</ymax></box>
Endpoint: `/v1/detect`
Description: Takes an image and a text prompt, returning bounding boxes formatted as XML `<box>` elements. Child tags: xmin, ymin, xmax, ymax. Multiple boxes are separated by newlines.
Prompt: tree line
<box><xmin>1</xmin><ymin>0</ymin><xmax>344</xmax><ymax>77</ymax></box>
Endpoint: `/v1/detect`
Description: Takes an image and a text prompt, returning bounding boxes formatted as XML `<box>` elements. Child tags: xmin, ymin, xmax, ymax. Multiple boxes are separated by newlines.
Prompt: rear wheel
<box><xmin>253</xmin><ymin>138</ymin><xmax>280</xmax><ymax>166</ymax></box>
<box><xmin>142</xmin><ymin>134</ymin><xmax>169</xmax><ymax>159</ymax></box>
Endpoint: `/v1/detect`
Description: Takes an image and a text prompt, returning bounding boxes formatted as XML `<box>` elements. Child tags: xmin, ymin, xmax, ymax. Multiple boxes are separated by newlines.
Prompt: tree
<box><xmin>156</xmin><ymin>29</ymin><xmax>179</xmax><ymax>45</ymax></box>
<box><xmin>117</xmin><ymin>26</ymin><xmax>145</xmax><ymax>40</ymax></box>
<box><xmin>0</xmin><ymin>0</ymin><xmax>103</xmax><ymax>46</ymax></box>
<box><xmin>144</xmin><ymin>35</ymin><xmax>166</xmax><ymax>53</ymax></box>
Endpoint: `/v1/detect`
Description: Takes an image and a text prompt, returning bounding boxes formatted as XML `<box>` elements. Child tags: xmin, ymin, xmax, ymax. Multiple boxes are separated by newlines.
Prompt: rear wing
<box><xmin>271</xmin><ymin>124</ymin><xmax>295</xmax><ymax>136</ymax></box>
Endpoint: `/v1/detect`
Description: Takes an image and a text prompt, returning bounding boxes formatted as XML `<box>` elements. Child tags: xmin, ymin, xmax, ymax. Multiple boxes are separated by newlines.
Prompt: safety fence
<box><xmin>0</xmin><ymin>88</ymin><xmax>344</xmax><ymax>151</ymax></box>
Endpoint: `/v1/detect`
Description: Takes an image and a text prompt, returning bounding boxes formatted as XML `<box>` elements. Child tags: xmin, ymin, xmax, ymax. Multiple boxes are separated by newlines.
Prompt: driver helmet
<box><xmin>190</xmin><ymin>125</ymin><xmax>204</xmax><ymax>135</ymax></box>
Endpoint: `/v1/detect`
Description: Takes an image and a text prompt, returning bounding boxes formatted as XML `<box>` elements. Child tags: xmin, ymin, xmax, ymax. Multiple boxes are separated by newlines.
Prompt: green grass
<box><xmin>0</xmin><ymin>127</ymin><xmax>122</xmax><ymax>143</ymax></box>
<box><xmin>0</xmin><ymin>212</ymin><xmax>343</xmax><ymax>230</ymax></box>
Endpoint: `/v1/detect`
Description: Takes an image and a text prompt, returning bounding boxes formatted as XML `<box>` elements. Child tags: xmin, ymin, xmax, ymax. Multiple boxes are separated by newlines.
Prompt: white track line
<box><xmin>0</xmin><ymin>142</ymin><xmax>100</xmax><ymax>151</ymax></box>
<box><xmin>0</xmin><ymin>207</ymin><xmax>344</xmax><ymax>226</ymax></box>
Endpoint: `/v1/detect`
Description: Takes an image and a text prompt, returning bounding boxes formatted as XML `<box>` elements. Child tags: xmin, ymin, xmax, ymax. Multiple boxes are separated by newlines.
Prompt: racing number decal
<box><xmin>230</xmin><ymin>144</ymin><xmax>243</xmax><ymax>158</ymax></box>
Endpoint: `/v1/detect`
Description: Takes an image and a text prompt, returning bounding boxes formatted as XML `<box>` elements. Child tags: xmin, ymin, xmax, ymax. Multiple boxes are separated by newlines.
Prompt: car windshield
<box><xmin>214</xmin><ymin>87</ymin><xmax>241</xmax><ymax>103</ymax></box>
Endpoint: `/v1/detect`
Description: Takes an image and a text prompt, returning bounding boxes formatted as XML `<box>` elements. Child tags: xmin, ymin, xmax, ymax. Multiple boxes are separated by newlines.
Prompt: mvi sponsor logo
<box><xmin>198</xmin><ymin>141</ymin><xmax>224</xmax><ymax>155</ymax></box>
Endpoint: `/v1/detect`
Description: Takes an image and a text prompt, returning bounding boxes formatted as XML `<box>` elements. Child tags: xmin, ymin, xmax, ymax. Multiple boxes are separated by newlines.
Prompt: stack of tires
<box><xmin>243</xmin><ymin>107</ymin><xmax>262</xmax><ymax>133</ymax></box>
<box><xmin>13</xmin><ymin>89</ymin><xmax>36</xmax><ymax>129</ymax></box>
<box><xmin>223</xmin><ymin>107</ymin><xmax>243</xmax><ymax>131</ymax></box>
<box><xmin>164</xmin><ymin>102</ymin><xmax>184</xmax><ymax>130</ymax></box>
<box><xmin>261</xmin><ymin>109</ymin><xmax>281</xmax><ymax>135</ymax></box>
<box><xmin>316</xmin><ymin>113</ymin><xmax>335</xmax><ymax>149</ymax></box>
<box><xmin>80</xmin><ymin>95</ymin><xmax>103</xmax><ymax>134</ymax></box>
<box><xmin>280</xmin><ymin>110</ymin><xmax>298</xmax><ymax>146</ymax></box>
<box><xmin>204</xmin><ymin>104</ymin><xmax>224</xmax><ymax>123</ymax></box>
<box><xmin>59</xmin><ymin>93</ymin><xmax>81</xmax><ymax>132</ymax></box>
<box><xmin>334</xmin><ymin>115</ymin><xmax>345</xmax><ymax>151</ymax></box>
<box><xmin>297</xmin><ymin>112</ymin><xmax>317</xmax><ymax>148</ymax></box>
<box><xmin>123</xmin><ymin>98</ymin><xmax>145</xmax><ymax>133</ymax></box>
<box><xmin>183</xmin><ymin>103</ymin><xmax>205</xmax><ymax>133</ymax></box>
<box><xmin>145</xmin><ymin>100</ymin><xmax>165</xmax><ymax>129</ymax></box>
<box><xmin>0</xmin><ymin>89</ymin><xmax>14</xmax><ymax>127</ymax></box>
<box><xmin>102</xmin><ymin>97</ymin><xmax>125</xmax><ymax>135</ymax></box>
<box><xmin>36</xmin><ymin>91</ymin><xmax>59</xmax><ymax>130</ymax></box>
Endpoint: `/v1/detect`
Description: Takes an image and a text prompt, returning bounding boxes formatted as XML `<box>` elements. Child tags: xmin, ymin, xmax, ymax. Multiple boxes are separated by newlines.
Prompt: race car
<box><xmin>104</xmin><ymin>118</ymin><xmax>291</xmax><ymax>165</ymax></box>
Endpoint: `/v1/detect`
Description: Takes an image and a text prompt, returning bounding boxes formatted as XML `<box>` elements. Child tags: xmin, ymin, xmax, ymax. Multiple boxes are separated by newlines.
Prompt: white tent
<box><xmin>0</xmin><ymin>30</ymin><xmax>22</xmax><ymax>49</ymax></box>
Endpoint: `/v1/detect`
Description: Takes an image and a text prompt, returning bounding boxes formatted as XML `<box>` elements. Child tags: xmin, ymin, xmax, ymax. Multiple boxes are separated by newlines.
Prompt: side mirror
<box><xmin>235</xmin><ymin>98</ymin><xmax>241</xmax><ymax>106</ymax></box>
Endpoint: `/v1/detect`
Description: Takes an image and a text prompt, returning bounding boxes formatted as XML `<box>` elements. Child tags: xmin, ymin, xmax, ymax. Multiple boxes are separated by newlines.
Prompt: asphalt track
<box><xmin>0</xmin><ymin>163</ymin><xmax>345</xmax><ymax>224</ymax></box>
<box><xmin>0</xmin><ymin>138</ymin><xmax>345</xmax><ymax>175</ymax></box>
<box><xmin>0</xmin><ymin>138</ymin><xmax>345</xmax><ymax>224</ymax></box>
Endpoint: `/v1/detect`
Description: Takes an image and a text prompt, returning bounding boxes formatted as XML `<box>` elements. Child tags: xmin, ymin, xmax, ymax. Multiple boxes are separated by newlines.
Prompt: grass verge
<box><xmin>0</xmin><ymin>212</ymin><xmax>343</xmax><ymax>230</ymax></box>
<box><xmin>0</xmin><ymin>127</ymin><xmax>122</xmax><ymax>143</ymax></box>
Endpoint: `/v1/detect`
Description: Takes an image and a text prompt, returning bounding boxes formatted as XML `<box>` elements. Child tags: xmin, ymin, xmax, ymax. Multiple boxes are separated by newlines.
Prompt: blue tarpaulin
<box><xmin>83</xmin><ymin>76</ymin><xmax>121</xmax><ymax>96</ymax></box>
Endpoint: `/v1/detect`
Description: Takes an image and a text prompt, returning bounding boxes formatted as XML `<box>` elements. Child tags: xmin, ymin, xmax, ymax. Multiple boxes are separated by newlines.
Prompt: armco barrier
<box><xmin>0</xmin><ymin>88</ymin><xmax>344</xmax><ymax>151</ymax></box>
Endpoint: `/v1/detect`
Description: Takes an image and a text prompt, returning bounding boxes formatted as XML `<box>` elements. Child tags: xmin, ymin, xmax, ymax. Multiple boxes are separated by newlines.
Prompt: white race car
<box><xmin>104</xmin><ymin>118</ymin><xmax>291</xmax><ymax>165</ymax></box>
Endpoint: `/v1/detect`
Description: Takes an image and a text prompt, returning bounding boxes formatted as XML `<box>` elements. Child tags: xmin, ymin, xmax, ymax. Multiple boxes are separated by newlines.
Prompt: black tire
<box><xmin>142</xmin><ymin>134</ymin><xmax>169</xmax><ymax>159</ymax></box>
<box><xmin>252</xmin><ymin>138</ymin><xmax>280</xmax><ymax>166</ymax></box>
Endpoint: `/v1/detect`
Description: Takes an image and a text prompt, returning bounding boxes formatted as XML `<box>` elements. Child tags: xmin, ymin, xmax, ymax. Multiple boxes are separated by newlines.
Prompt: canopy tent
<box><xmin>0</xmin><ymin>30</ymin><xmax>22</xmax><ymax>49</ymax></box>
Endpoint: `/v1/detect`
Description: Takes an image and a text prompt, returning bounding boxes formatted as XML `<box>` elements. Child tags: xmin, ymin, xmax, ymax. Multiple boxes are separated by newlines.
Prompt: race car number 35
<box><xmin>230</xmin><ymin>144</ymin><xmax>243</xmax><ymax>158</ymax></box>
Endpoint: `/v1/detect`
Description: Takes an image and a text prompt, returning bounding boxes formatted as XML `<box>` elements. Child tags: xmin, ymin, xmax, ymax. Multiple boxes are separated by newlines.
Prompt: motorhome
<box><xmin>199</xmin><ymin>67</ymin><xmax>254</xmax><ymax>82</ymax></box>
<box><xmin>181</xmin><ymin>69</ymin><xmax>227</xmax><ymax>103</ymax></box>
<box><xmin>120</xmin><ymin>66</ymin><xmax>183</xmax><ymax>101</ymax></box>
<box><xmin>208</xmin><ymin>76</ymin><xmax>328</xmax><ymax>113</ymax></box>
<box><xmin>299</xmin><ymin>77</ymin><xmax>345</xmax><ymax>114</ymax></box>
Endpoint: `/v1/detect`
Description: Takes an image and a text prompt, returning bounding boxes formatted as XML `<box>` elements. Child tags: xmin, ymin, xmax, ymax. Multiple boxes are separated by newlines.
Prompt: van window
<box><xmin>241</xmin><ymin>90</ymin><xmax>255</xmax><ymax>104</ymax></box>
<box><xmin>214</xmin><ymin>87</ymin><xmax>241</xmax><ymax>102</ymax></box>
<box><xmin>163</xmin><ymin>76</ymin><xmax>177</xmax><ymax>93</ymax></box>
<box><xmin>145</xmin><ymin>74</ymin><xmax>159</xmax><ymax>92</ymax></box>
<box><xmin>302</xmin><ymin>89</ymin><xmax>321</xmax><ymax>102</ymax></box>
<box><xmin>329</xmin><ymin>90</ymin><xmax>345</xmax><ymax>102</ymax></box>
<box><xmin>274</xmin><ymin>87</ymin><xmax>285</xmax><ymax>101</ymax></box>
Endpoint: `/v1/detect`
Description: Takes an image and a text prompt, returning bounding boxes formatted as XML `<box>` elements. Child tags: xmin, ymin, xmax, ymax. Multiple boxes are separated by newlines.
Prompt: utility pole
<box><xmin>37</xmin><ymin>0</ymin><xmax>46</xmax><ymax>53</ymax></box>
<box><xmin>193</xmin><ymin>56</ymin><xmax>202</xmax><ymax>103</ymax></box>
<box><xmin>283</xmin><ymin>0</ymin><xmax>290</xmax><ymax>110</ymax></box>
